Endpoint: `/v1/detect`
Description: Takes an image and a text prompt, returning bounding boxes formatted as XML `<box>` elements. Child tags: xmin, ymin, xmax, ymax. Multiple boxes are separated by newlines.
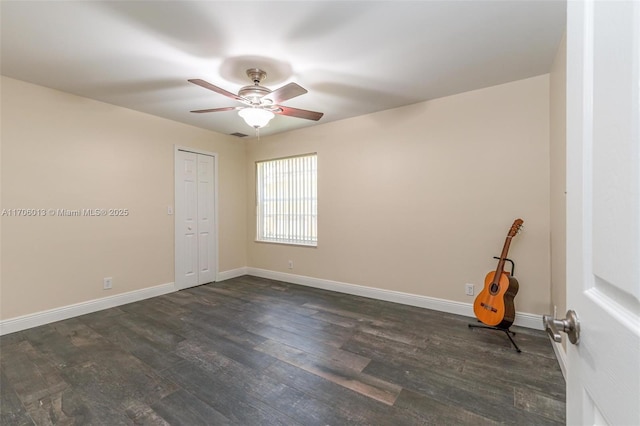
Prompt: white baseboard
<box><xmin>0</xmin><ymin>282</ymin><xmax>176</xmax><ymax>336</ymax></box>
<box><xmin>217</xmin><ymin>267</ymin><xmax>248</xmax><ymax>282</ymax></box>
<box><xmin>246</xmin><ymin>268</ymin><xmax>544</xmax><ymax>330</ymax></box>
<box><xmin>549</xmin><ymin>337</ymin><xmax>568</xmax><ymax>380</ymax></box>
<box><xmin>0</xmin><ymin>268</ymin><xmax>544</xmax><ymax>336</ymax></box>
<box><xmin>0</xmin><ymin>267</ymin><xmax>250</xmax><ymax>336</ymax></box>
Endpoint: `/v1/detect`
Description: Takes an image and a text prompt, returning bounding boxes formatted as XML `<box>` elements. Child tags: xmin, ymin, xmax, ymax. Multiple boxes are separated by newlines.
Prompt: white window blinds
<box><xmin>256</xmin><ymin>153</ymin><xmax>317</xmax><ymax>246</ymax></box>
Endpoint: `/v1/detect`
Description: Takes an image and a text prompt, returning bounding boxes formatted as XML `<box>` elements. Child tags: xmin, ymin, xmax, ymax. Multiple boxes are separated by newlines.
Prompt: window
<box><xmin>256</xmin><ymin>153</ymin><xmax>317</xmax><ymax>246</ymax></box>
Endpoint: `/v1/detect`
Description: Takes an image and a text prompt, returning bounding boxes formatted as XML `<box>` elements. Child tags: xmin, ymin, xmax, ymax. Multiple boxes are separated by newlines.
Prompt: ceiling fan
<box><xmin>188</xmin><ymin>68</ymin><xmax>324</xmax><ymax>129</ymax></box>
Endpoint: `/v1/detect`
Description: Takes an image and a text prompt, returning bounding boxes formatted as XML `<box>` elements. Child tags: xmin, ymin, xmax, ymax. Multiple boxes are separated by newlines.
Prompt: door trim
<box><xmin>174</xmin><ymin>145</ymin><xmax>219</xmax><ymax>289</ymax></box>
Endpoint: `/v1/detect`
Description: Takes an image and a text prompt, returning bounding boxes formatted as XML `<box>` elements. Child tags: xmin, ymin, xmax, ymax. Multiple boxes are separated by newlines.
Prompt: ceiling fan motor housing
<box><xmin>239</xmin><ymin>68</ymin><xmax>272</xmax><ymax>104</ymax></box>
<box><xmin>238</xmin><ymin>84</ymin><xmax>271</xmax><ymax>103</ymax></box>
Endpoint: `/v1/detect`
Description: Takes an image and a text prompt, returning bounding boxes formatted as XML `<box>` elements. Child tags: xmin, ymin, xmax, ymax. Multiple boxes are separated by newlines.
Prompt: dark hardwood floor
<box><xmin>0</xmin><ymin>275</ymin><xmax>565</xmax><ymax>425</ymax></box>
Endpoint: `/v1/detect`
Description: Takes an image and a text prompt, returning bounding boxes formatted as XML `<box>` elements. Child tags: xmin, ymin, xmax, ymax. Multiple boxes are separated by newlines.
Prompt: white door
<box><xmin>175</xmin><ymin>149</ymin><xmax>217</xmax><ymax>289</ymax></box>
<box><xmin>565</xmin><ymin>1</ymin><xmax>640</xmax><ymax>425</ymax></box>
<box><xmin>196</xmin><ymin>153</ymin><xmax>216</xmax><ymax>285</ymax></box>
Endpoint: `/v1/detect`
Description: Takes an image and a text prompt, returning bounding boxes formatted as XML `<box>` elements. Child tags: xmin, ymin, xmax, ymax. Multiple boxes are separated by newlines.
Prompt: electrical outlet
<box><xmin>288</xmin><ymin>260</ymin><xmax>294</xmax><ymax>270</ymax></box>
<box><xmin>103</xmin><ymin>277</ymin><xmax>113</xmax><ymax>290</ymax></box>
<box><xmin>465</xmin><ymin>283</ymin><xmax>475</xmax><ymax>296</ymax></box>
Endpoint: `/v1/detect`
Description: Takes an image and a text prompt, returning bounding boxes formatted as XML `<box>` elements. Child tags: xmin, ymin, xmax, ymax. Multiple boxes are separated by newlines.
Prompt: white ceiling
<box><xmin>0</xmin><ymin>1</ymin><xmax>566</xmax><ymax>138</ymax></box>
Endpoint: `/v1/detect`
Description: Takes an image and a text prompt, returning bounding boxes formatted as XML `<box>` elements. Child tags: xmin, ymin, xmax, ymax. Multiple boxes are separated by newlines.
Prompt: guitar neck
<box><xmin>493</xmin><ymin>236</ymin><xmax>513</xmax><ymax>281</ymax></box>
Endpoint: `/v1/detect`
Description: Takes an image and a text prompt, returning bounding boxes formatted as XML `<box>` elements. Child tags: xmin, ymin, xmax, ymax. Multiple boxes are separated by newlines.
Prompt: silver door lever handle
<box><xmin>543</xmin><ymin>310</ymin><xmax>580</xmax><ymax>344</ymax></box>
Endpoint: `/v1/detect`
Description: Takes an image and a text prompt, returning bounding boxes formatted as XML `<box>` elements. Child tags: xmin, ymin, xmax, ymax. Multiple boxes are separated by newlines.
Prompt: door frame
<box><xmin>174</xmin><ymin>145</ymin><xmax>219</xmax><ymax>290</ymax></box>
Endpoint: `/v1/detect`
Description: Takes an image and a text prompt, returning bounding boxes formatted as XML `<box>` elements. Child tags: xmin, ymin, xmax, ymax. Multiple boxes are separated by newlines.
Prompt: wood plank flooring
<box><xmin>0</xmin><ymin>276</ymin><xmax>565</xmax><ymax>425</ymax></box>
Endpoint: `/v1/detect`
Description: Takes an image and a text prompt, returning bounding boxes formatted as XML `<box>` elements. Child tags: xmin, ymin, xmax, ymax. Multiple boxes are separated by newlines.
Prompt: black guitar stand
<box><xmin>468</xmin><ymin>322</ymin><xmax>521</xmax><ymax>352</ymax></box>
<box><xmin>468</xmin><ymin>257</ymin><xmax>521</xmax><ymax>353</ymax></box>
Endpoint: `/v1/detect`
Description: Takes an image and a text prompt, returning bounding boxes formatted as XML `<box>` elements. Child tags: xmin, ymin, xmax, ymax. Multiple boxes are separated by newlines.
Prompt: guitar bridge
<box><xmin>480</xmin><ymin>302</ymin><xmax>498</xmax><ymax>313</ymax></box>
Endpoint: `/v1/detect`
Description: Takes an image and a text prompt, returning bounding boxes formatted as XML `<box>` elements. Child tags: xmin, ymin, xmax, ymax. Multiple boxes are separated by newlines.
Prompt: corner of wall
<box><xmin>549</xmin><ymin>30</ymin><xmax>567</xmax><ymax>354</ymax></box>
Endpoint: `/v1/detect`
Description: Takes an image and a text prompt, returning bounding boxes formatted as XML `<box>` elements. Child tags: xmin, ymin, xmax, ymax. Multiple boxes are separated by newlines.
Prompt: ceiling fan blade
<box><xmin>275</xmin><ymin>106</ymin><xmax>324</xmax><ymax>121</ymax></box>
<box><xmin>188</xmin><ymin>79</ymin><xmax>249</xmax><ymax>103</ymax></box>
<box><xmin>190</xmin><ymin>106</ymin><xmax>243</xmax><ymax>113</ymax></box>
<box><xmin>262</xmin><ymin>83</ymin><xmax>307</xmax><ymax>104</ymax></box>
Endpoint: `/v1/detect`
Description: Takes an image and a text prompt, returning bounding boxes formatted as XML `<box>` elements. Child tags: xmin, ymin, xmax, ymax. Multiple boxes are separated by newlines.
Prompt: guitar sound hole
<box><xmin>490</xmin><ymin>283</ymin><xmax>499</xmax><ymax>293</ymax></box>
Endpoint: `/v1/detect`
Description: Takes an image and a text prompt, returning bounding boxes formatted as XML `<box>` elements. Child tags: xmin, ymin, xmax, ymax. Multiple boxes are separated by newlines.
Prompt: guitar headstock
<box><xmin>508</xmin><ymin>218</ymin><xmax>524</xmax><ymax>237</ymax></box>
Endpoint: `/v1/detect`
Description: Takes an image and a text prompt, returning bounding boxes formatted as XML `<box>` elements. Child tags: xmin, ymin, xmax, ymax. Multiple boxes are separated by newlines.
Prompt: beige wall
<box><xmin>1</xmin><ymin>72</ymin><xmax>555</xmax><ymax>323</ymax></box>
<box><xmin>0</xmin><ymin>76</ymin><xmax>247</xmax><ymax>320</ymax></box>
<box><xmin>247</xmin><ymin>75</ymin><xmax>552</xmax><ymax>315</ymax></box>
<box><xmin>550</xmin><ymin>34</ymin><xmax>567</xmax><ymax>328</ymax></box>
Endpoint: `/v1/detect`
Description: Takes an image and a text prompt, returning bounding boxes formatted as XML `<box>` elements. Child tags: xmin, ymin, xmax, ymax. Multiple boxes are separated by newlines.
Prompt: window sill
<box><xmin>254</xmin><ymin>239</ymin><xmax>317</xmax><ymax>248</ymax></box>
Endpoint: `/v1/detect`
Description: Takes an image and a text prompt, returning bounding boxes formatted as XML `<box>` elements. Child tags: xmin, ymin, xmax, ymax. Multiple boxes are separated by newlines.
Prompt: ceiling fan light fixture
<box><xmin>188</xmin><ymin>68</ymin><xmax>323</xmax><ymax>129</ymax></box>
<box><xmin>238</xmin><ymin>107</ymin><xmax>275</xmax><ymax>129</ymax></box>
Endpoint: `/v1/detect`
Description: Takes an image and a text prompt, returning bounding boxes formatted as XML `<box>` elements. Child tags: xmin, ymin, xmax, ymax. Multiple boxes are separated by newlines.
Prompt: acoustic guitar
<box><xmin>473</xmin><ymin>219</ymin><xmax>524</xmax><ymax>329</ymax></box>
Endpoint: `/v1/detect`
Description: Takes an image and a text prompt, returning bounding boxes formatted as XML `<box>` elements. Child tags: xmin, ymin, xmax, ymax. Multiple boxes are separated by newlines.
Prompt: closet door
<box><xmin>196</xmin><ymin>154</ymin><xmax>215</xmax><ymax>285</ymax></box>
<box><xmin>175</xmin><ymin>149</ymin><xmax>216</xmax><ymax>290</ymax></box>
